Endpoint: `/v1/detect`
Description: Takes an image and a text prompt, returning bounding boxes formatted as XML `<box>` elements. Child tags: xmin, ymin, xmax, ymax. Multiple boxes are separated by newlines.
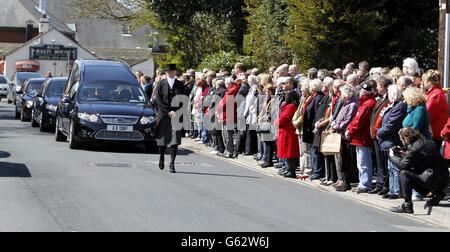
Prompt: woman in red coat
<box><xmin>440</xmin><ymin>117</ymin><xmax>450</xmax><ymax>160</ymax></box>
<box><xmin>346</xmin><ymin>81</ymin><xmax>377</xmax><ymax>192</ymax></box>
<box><xmin>276</xmin><ymin>91</ymin><xmax>300</xmax><ymax>178</ymax></box>
<box><xmin>423</xmin><ymin>70</ymin><xmax>449</xmax><ymax>147</ymax></box>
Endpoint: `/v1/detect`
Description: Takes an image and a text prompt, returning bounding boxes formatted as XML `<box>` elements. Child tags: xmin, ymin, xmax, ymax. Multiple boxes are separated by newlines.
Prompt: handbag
<box><xmin>257</xmin><ymin>121</ymin><xmax>272</xmax><ymax>134</ymax></box>
<box><xmin>320</xmin><ymin>132</ymin><xmax>342</xmax><ymax>155</ymax></box>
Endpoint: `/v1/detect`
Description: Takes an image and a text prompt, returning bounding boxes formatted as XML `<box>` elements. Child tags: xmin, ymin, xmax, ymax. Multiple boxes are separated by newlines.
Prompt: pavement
<box><xmin>182</xmin><ymin>138</ymin><xmax>450</xmax><ymax>229</ymax></box>
<box><xmin>0</xmin><ymin>100</ymin><xmax>448</xmax><ymax>231</ymax></box>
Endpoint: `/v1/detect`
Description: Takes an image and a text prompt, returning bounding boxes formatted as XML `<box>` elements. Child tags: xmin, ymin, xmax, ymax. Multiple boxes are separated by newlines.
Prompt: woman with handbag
<box><xmin>330</xmin><ymin>85</ymin><xmax>359</xmax><ymax>191</ymax></box>
<box><xmin>257</xmin><ymin>84</ymin><xmax>277</xmax><ymax>168</ymax></box>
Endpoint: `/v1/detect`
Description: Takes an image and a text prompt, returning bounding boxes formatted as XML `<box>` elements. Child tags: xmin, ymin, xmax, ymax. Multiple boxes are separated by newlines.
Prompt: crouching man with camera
<box><xmin>388</xmin><ymin>127</ymin><xmax>449</xmax><ymax>214</ymax></box>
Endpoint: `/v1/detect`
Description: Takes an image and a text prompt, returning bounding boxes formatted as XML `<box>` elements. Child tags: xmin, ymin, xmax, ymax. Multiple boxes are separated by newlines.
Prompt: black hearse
<box><xmin>55</xmin><ymin>59</ymin><xmax>157</xmax><ymax>150</ymax></box>
<box><xmin>31</xmin><ymin>77</ymin><xmax>68</xmax><ymax>132</ymax></box>
<box><xmin>15</xmin><ymin>78</ymin><xmax>46</xmax><ymax>121</ymax></box>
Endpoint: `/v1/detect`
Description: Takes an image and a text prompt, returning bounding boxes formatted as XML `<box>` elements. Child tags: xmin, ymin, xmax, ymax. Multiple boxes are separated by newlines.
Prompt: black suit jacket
<box><xmin>155</xmin><ymin>78</ymin><xmax>186</xmax><ymax>126</ymax></box>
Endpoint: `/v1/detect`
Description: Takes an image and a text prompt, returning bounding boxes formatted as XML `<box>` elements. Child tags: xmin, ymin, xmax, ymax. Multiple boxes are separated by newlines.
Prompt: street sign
<box><xmin>30</xmin><ymin>44</ymin><xmax>77</xmax><ymax>61</ymax></box>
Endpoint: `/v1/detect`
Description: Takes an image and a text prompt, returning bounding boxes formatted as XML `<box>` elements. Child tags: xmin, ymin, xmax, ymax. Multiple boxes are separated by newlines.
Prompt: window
<box><xmin>121</xmin><ymin>25</ymin><xmax>133</xmax><ymax>37</ymax></box>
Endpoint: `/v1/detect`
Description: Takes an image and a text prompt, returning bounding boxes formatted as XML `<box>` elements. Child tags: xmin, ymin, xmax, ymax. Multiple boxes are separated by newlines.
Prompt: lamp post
<box><xmin>67</xmin><ymin>43</ymin><xmax>72</xmax><ymax>76</ymax></box>
<box><xmin>53</xmin><ymin>62</ymin><xmax>57</xmax><ymax>76</ymax></box>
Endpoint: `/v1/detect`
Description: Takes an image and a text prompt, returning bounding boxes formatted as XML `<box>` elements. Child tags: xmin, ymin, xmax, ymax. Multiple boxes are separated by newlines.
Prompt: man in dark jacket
<box><xmin>370</xmin><ymin>76</ymin><xmax>393</xmax><ymax>195</ymax></box>
<box><xmin>155</xmin><ymin>64</ymin><xmax>187</xmax><ymax>173</ymax></box>
<box><xmin>389</xmin><ymin>128</ymin><xmax>449</xmax><ymax>214</ymax></box>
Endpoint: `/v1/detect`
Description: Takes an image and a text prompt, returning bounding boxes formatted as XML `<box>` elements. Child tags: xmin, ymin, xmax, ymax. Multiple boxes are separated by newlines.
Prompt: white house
<box><xmin>4</xmin><ymin>29</ymin><xmax>97</xmax><ymax>79</ymax></box>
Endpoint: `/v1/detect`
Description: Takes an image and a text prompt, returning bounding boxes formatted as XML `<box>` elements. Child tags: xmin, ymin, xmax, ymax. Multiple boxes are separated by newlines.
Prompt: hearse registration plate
<box><xmin>107</xmin><ymin>125</ymin><xmax>133</xmax><ymax>132</ymax></box>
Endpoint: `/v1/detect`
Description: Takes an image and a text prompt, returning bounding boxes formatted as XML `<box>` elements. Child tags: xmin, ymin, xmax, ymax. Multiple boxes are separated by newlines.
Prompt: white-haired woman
<box><xmin>303</xmin><ymin>79</ymin><xmax>325</xmax><ymax>180</ymax></box>
<box><xmin>376</xmin><ymin>85</ymin><xmax>407</xmax><ymax>199</ymax></box>
<box><xmin>293</xmin><ymin>79</ymin><xmax>312</xmax><ymax>176</ymax></box>
<box><xmin>330</xmin><ymin>84</ymin><xmax>359</xmax><ymax>191</ymax></box>
<box><xmin>243</xmin><ymin>75</ymin><xmax>260</xmax><ymax>155</ymax></box>
<box><xmin>402</xmin><ymin>58</ymin><xmax>422</xmax><ymax>88</ymax></box>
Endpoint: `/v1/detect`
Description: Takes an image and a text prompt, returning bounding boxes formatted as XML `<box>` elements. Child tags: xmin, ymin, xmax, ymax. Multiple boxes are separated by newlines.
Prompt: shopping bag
<box><xmin>320</xmin><ymin>132</ymin><xmax>342</xmax><ymax>155</ymax></box>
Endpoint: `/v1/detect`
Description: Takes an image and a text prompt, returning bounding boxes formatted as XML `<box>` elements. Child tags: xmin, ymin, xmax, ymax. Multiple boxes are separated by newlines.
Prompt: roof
<box><xmin>87</xmin><ymin>48</ymin><xmax>153</xmax><ymax>66</ymax></box>
<box><xmin>5</xmin><ymin>29</ymin><xmax>97</xmax><ymax>59</ymax></box>
<box><xmin>80</xmin><ymin>60</ymin><xmax>129</xmax><ymax>67</ymax></box>
<box><xmin>0</xmin><ymin>43</ymin><xmax>24</xmax><ymax>58</ymax></box>
<box><xmin>18</xmin><ymin>0</ymin><xmax>74</xmax><ymax>35</ymax></box>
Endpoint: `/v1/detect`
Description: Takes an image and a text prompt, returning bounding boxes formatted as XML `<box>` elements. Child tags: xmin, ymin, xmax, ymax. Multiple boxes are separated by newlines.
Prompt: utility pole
<box><xmin>443</xmin><ymin>0</ymin><xmax>450</xmax><ymax>90</ymax></box>
<box><xmin>439</xmin><ymin>0</ymin><xmax>446</xmax><ymax>79</ymax></box>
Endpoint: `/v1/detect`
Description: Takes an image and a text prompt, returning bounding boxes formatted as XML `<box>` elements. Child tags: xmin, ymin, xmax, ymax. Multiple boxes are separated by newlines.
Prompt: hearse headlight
<box><xmin>25</xmin><ymin>100</ymin><xmax>34</xmax><ymax>108</ymax></box>
<box><xmin>78</xmin><ymin>113</ymin><xmax>100</xmax><ymax>123</ymax></box>
<box><xmin>140</xmin><ymin>116</ymin><xmax>155</xmax><ymax>125</ymax></box>
<box><xmin>46</xmin><ymin>104</ymin><xmax>57</xmax><ymax>112</ymax></box>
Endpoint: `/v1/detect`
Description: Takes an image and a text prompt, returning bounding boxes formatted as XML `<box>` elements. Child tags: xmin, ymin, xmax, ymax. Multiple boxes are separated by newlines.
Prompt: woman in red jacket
<box><xmin>346</xmin><ymin>81</ymin><xmax>377</xmax><ymax>193</ymax></box>
<box><xmin>218</xmin><ymin>76</ymin><xmax>241</xmax><ymax>158</ymax></box>
<box><xmin>441</xmin><ymin>117</ymin><xmax>450</xmax><ymax>160</ymax></box>
<box><xmin>275</xmin><ymin>91</ymin><xmax>300</xmax><ymax>178</ymax></box>
<box><xmin>423</xmin><ymin>70</ymin><xmax>449</xmax><ymax>147</ymax></box>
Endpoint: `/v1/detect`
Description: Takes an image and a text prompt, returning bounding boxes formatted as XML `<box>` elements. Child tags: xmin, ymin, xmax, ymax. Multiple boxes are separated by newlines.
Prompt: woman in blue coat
<box><xmin>377</xmin><ymin>85</ymin><xmax>407</xmax><ymax>199</ymax></box>
<box><xmin>402</xmin><ymin>87</ymin><xmax>432</xmax><ymax>140</ymax></box>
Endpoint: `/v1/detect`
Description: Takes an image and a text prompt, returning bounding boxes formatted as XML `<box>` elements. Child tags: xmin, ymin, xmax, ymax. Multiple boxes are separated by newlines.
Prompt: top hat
<box><xmin>164</xmin><ymin>64</ymin><xmax>177</xmax><ymax>72</ymax></box>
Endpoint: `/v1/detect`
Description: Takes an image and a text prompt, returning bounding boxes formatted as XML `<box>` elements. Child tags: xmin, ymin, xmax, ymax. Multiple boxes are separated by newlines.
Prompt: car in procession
<box><xmin>0</xmin><ymin>75</ymin><xmax>10</xmax><ymax>101</ymax></box>
<box><xmin>31</xmin><ymin>77</ymin><xmax>68</xmax><ymax>132</ymax></box>
<box><xmin>7</xmin><ymin>72</ymin><xmax>43</xmax><ymax>104</ymax></box>
<box><xmin>15</xmin><ymin>78</ymin><xmax>46</xmax><ymax>121</ymax></box>
<box><xmin>54</xmin><ymin>59</ymin><xmax>158</xmax><ymax>150</ymax></box>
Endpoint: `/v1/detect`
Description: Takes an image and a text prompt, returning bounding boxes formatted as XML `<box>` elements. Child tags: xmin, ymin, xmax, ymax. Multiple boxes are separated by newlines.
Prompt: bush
<box><xmin>198</xmin><ymin>51</ymin><xmax>258</xmax><ymax>72</ymax></box>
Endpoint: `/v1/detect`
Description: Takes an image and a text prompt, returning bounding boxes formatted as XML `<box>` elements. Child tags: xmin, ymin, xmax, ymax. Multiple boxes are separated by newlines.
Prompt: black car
<box><xmin>55</xmin><ymin>59</ymin><xmax>158</xmax><ymax>150</ymax></box>
<box><xmin>15</xmin><ymin>78</ymin><xmax>46</xmax><ymax>121</ymax></box>
<box><xmin>31</xmin><ymin>77</ymin><xmax>68</xmax><ymax>132</ymax></box>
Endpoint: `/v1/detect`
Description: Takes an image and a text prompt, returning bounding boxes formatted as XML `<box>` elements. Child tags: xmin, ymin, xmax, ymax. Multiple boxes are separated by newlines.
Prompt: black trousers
<box><xmin>325</xmin><ymin>155</ymin><xmax>337</xmax><ymax>182</ymax></box>
<box><xmin>400</xmin><ymin>170</ymin><xmax>448</xmax><ymax>202</ymax></box>
<box><xmin>374</xmin><ymin>140</ymin><xmax>389</xmax><ymax>191</ymax></box>
<box><xmin>236</xmin><ymin>130</ymin><xmax>246</xmax><ymax>154</ymax></box>
<box><xmin>226</xmin><ymin>126</ymin><xmax>235</xmax><ymax>154</ymax></box>
<box><xmin>263</xmin><ymin>141</ymin><xmax>275</xmax><ymax>165</ymax></box>
<box><xmin>215</xmin><ymin>130</ymin><xmax>225</xmax><ymax>154</ymax></box>
<box><xmin>341</xmin><ymin>141</ymin><xmax>358</xmax><ymax>185</ymax></box>
<box><xmin>245</xmin><ymin>125</ymin><xmax>258</xmax><ymax>155</ymax></box>
<box><xmin>287</xmin><ymin>158</ymin><xmax>298</xmax><ymax>175</ymax></box>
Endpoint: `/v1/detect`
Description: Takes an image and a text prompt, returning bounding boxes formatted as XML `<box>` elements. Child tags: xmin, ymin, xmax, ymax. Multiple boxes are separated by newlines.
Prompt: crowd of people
<box><xmin>136</xmin><ymin>58</ymin><xmax>450</xmax><ymax>214</ymax></box>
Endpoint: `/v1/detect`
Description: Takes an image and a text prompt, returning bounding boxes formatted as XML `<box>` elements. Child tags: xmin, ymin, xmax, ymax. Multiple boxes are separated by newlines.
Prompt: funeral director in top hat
<box><xmin>154</xmin><ymin>64</ymin><xmax>187</xmax><ymax>173</ymax></box>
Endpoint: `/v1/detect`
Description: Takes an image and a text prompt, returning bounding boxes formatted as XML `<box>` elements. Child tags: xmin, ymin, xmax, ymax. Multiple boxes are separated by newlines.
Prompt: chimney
<box><xmin>39</xmin><ymin>0</ymin><xmax>47</xmax><ymax>15</ymax></box>
<box><xmin>39</xmin><ymin>14</ymin><xmax>49</xmax><ymax>34</ymax></box>
<box><xmin>25</xmin><ymin>20</ymin><xmax>34</xmax><ymax>41</ymax></box>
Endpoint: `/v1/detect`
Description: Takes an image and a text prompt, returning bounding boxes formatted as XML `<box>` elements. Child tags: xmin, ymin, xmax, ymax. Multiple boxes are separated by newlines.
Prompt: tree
<box><xmin>70</xmin><ymin>0</ymin><xmax>144</xmax><ymax>21</ymax></box>
<box><xmin>198</xmin><ymin>51</ymin><xmax>257</xmax><ymax>72</ymax></box>
<box><xmin>288</xmin><ymin>0</ymin><xmax>388</xmax><ymax>70</ymax></box>
<box><xmin>147</xmin><ymin>0</ymin><xmax>246</xmax><ymax>70</ymax></box>
<box><xmin>244</xmin><ymin>0</ymin><xmax>293</xmax><ymax>70</ymax></box>
<box><xmin>372</xmin><ymin>0</ymin><xmax>439</xmax><ymax>69</ymax></box>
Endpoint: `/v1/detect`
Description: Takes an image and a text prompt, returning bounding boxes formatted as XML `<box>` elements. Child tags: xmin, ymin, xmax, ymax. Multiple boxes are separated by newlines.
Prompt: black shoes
<box><xmin>169</xmin><ymin>165</ymin><xmax>176</xmax><ymax>173</ymax></box>
<box><xmin>426</xmin><ymin>192</ymin><xmax>446</xmax><ymax>207</ymax></box>
<box><xmin>382</xmin><ymin>194</ymin><xmax>400</xmax><ymax>200</ymax></box>
<box><xmin>390</xmin><ymin>202</ymin><xmax>414</xmax><ymax>214</ymax></box>
<box><xmin>368</xmin><ymin>188</ymin><xmax>381</xmax><ymax>194</ymax></box>
<box><xmin>283</xmin><ymin>172</ymin><xmax>297</xmax><ymax>178</ymax></box>
<box><xmin>259</xmin><ymin>162</ymin><xmax>273</xmax><ymax>168</ymax></box>
<box><xmin>159</xmin><ymin>157</ymin><xmax>165</xmax><ymax>170</ymax></box>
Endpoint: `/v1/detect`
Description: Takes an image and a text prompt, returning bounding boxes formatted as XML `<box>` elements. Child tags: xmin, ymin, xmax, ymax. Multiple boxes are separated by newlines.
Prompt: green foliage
<box><xmin>198</xmin><ymin>51</ymin><xmax>257</xmax><ymax>72</ymax></box>
<box><xmin>244</xmin><ymin>0</ymin><xmax>294</xmax><ymax>70</ymax></box>
<box><xmin>148</xmin><ymin>0</ymin><xmax>246</xmax><ymax>70</ymax></box>
<box><xmin>372</xmin><ymin>0</ymin><xmax>439</xmax><ymax>69</ymax></box>
<box><xmin>287</xmin><ymin>0</ymin><xmax>389</xmax><ymax>71</ymax></box>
